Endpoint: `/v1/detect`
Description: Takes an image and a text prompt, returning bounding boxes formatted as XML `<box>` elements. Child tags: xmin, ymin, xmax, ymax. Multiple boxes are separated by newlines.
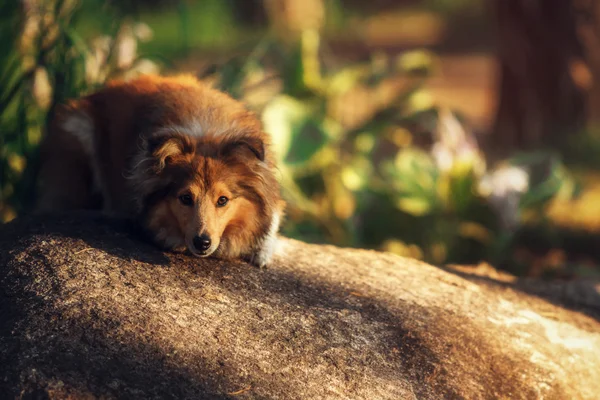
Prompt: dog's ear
<box><xmin>220</xmin><ymin>134</ymin><xmax>265</xmax><ymax>162</ymax></box>
<box><xmin>147</xmin><ymin>132</ymin><xmax>194</xmax><ymax>169</ymax></box>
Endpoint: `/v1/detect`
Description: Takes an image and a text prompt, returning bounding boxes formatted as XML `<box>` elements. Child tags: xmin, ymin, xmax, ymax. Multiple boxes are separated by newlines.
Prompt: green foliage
<box><xmin>206</xmin><ymin>29</ymin><xmax>579</xmax><ymax>266</ymax></box>
<box><xmin>383</xmin><ymin>148</ymin><xmax>441</xmax><ymax>216</ymax></box>
<box><xmin>0</xmin><ymin>0</ymin><xmax>159</xmax><ymax>221</ymax></box>
<box><xmin>0</xmin><ymin>2</ymin><xmax>580</xmax><ymax>269</ymax></box>
<box><xmin>0</xmin><ymin>0</ymin><xmax>89</xmax><ymax>220</ymax></box>
<box><xmin>140</xmin><ymin>0</ymin><xmax>239</xmax><ymax>57</ymax></box>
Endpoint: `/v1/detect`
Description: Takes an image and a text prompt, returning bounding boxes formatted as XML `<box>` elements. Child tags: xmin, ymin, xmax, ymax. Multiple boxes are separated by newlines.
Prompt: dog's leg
<box><xmin>248</xmin><ymin>210</ymin><xmax>281</xmax><ymax>268</ymax></box>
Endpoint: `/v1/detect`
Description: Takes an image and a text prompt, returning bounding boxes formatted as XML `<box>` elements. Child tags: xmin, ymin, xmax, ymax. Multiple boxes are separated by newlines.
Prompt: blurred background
<box><xmin>2</xmin><ymin>0</ymin><xmax>600</xmax><ymax>281</ymax></box>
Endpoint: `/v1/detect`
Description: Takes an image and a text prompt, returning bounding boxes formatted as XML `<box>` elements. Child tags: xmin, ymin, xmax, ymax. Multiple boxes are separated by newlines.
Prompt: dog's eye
<box><xmin>216</xmin><ymin>196</ymin><xmax>229</xmax><ymax>207</ymax></box>
<box><xmin>178</xmin><ymin>194</ymin><xmax>194</xmax><ymax>206</ymax></box>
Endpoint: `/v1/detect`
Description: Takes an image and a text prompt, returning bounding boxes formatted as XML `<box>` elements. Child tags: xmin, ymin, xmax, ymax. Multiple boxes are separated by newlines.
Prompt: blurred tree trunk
<box><xmin>491</xmin><ymin>0</ymin><xmax>586</xmax><ymax>154</ymax></box>
<box><xmin>573</xmin><ymin>0</ymin><xmax>600</xmax><ymax>125</ymax></box>
<box><xmin>234</xmin><ymin>0</ymin><xmax>267</xmax><ymax>26</ymax></box>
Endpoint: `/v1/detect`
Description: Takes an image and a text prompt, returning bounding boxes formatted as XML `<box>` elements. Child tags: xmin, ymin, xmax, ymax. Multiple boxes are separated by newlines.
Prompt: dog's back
<box><xmin>37</xmin><ymin>74</ymin><xmax>265</xmax><ymax>214</ymax></box>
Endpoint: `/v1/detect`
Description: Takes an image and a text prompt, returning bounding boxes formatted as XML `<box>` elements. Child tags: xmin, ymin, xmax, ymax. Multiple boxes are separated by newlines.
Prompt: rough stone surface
<box><xmin>0</xmin><ymin>213</ymin><xmax>599</xmax><ymax>399</ymax></box>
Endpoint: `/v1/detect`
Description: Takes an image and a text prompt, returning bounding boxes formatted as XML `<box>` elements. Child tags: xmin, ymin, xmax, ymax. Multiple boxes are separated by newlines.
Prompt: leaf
<box><xmin>326</xmin><ymin>64</ymin><xmax>369</xmax><ymax>95</ymax></box>
<box><xmin>333</xmin><ymin>190</ymin><xmax>356</xmax><ymax>220</ymax></box>
<box><xmin>262</xmin><ymin>95</ymin><xmax>327</xmax><ymax>167</ymax></box>
<box><xmin>286</xmin><ymin>119</ymin><xmax>328</xmax><ymax>166</ymax></box>
<box><xmin>341</xmin><ymin>167</ymin><xmax>363</xmax><ymax>191</ymax></box>
<box><xmin>354</xmin><ymin>133</ymin><xmax>376</xmax><ymax>154</ymax></box>
<box><xmin>519</xmin><ymin>174</ymin><xmax>562</xmax><ymax>210</ymax></box>
<box><xmin>447</xmin><ymin>160</ymin><xmax>479</xmax><ymax>215</ymax></box>
<box><xmin>341</xmin><ymin>157</ymin><xmax>372</xmax><ymax>192</ymax></box>
<box><xmin>513</xmin><ymin>153</ymin><xmax>576</xmax><ymax>211</ymax></box>
<box><xmin>395</xmin><ymin>196</ymin><xmax>433</xmax><ymax>216</ymax></box>
<box><xmin>385</xmin><ymin>148</ymin><xmax>441</xmax><ymax>216</ymax></box>
<box><xmin>282</xmin><ymin>41</ymin><xmax>307</xmax><ymax>97</ymax></box>
<box><xmin>381</xmin><ymin>239</ymin><xmax>424</xmax><ymax>259</ymax></box>
<box><xmin>217</xmin><ymin>59</ymin><xmax>246</xmax><ymax>99</ymax></box>
<box><xmin>458</xmin><ymin>221</ymin><xmax>492</xmax><ymax>243</ymax></box>
<box><xmin>262</xmin><ymin>95</ymin><xmax>306</xmax><ymax>161</ymax></box>
<box><xmin>405</xmin><ymin>89</ymin><xmax>435</xmax><ymax>114</ymax></box>
<box><xmin>393</xmin><ymin>148</ymin><xmax>438</xmax><ymax>193</ymax></box>
<box><xmin>396</xmin><ymin>49</ymin><xmax>436</xmax><ymax>75</ymax></box>
<box><xmin>281</xmin><ymin>30</ymin><xmax>322</xmax><ymax>97</ymax></box>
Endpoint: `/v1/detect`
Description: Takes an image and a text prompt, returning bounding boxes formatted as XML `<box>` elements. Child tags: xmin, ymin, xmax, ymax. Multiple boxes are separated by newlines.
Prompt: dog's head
<box><xmin>138</xmin><ymin>129</ymin><xmax>276</xmax><ymax>259</ymax></box>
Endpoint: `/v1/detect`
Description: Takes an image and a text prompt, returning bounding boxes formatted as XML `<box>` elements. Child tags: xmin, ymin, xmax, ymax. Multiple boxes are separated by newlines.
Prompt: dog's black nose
<box><xmin>193</xmin><ymin>234</ymin><xmax>211</xmax><ymax>252</ymax></box>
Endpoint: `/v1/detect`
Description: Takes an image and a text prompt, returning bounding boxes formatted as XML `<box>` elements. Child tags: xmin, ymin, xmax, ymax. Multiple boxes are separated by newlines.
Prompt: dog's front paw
<box><xmin>244</xmin><ymin>224</ymin><xmax>280</xmax><ymax>268</ymax></box>
<box><xmin>245</xmin><ymin>251</ymin><xmax>270</xmax><ymax>269</ymax></box>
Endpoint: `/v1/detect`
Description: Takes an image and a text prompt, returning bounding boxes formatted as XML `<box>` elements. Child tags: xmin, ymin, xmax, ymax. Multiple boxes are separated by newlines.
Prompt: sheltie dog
<box><xmin>36</xmin><ymin>74</ymin><xmax>284</xmax><ymax>267</ymax></box>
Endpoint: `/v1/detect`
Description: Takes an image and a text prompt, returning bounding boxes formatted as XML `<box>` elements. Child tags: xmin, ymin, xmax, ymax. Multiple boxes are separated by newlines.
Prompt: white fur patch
<box><xmin>252</xmin><ymin>210</ymin><xmax>281</xmax><ymax>267</ymax></box>
<box><xmin>63</xmin><ymin>113</ymin><xmax>94</xmax><ymax>156</ymax></box>
<box><xmin>155</xmin><ymin>116</ymin><xmax>237</xmax><ymax>139</ymax></box>
<box><xmin>62</xmin><ymin>112</ymin><xmax>112</xmax><ymax>210</ymax></box>
<box><xmin>155</xmin><ymin>120</ymin><xmax>206</xmax><ymax>137</ymax></box>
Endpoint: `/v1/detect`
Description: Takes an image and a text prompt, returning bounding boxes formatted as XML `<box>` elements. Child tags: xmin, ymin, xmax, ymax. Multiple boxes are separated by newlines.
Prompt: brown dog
<box><xmin>36</xmin><ymin>74</ymin><xmax>284</xmax><ymax>267</ymax></box>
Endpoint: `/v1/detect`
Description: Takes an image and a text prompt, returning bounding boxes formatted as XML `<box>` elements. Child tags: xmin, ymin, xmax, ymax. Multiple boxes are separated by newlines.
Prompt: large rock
<box><xmin>0</xmin><ymin>213</ymin><xmax>599</xmax><ymax>399</ymax></box>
